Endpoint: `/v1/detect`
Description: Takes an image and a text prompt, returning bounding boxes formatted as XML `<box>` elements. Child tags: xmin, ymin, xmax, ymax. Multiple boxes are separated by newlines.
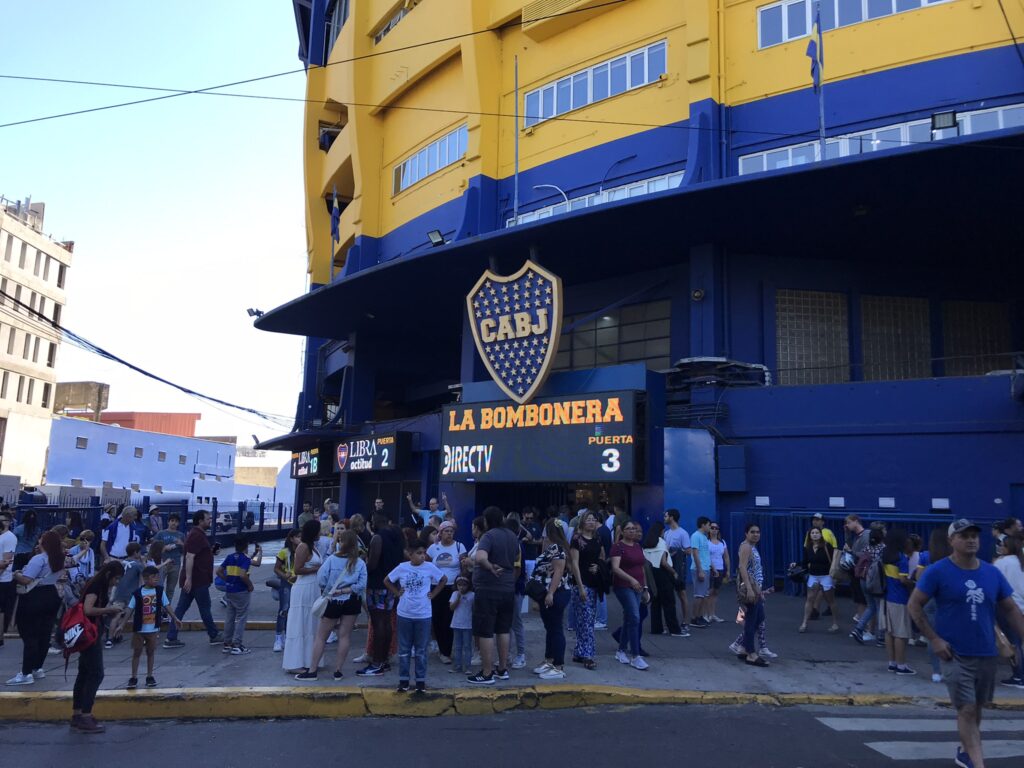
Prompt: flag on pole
<box><xmin>330</xmin><ymin>185</ymin><xmax>340</xmax><ymax>243</ymax></box>
<box><xmin>806</xmin><ymin>4</ymin><xmax>824</xmax><ymax>94</ymax></box>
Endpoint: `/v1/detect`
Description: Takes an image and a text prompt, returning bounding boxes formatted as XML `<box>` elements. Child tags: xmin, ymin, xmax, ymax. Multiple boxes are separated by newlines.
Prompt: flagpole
<box><xmin>815</xmin><ymin>1</ymin><xmax>826</xmax><ymax>161</ymax></box>
<box><xmin>513</xmin><ymin>55</ymin><xmax>521</xmax><ymax>225</ymax></box>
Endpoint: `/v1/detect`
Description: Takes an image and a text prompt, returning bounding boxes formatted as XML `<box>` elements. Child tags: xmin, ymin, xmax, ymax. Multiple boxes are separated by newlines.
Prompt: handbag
<box><xmin>312</xmin><ymin>565</ymin><xmax>349</xmax><ymax>620</ymax></box>
<box><xmin>736</xmin><ymin>576</ymin><xmax>757</xmax><ymax>604</ymax></box>
<box><xmin>642</xmin><ymin>561</ymin><xmax>659</xmax><ymax>599</ymax></box>
<box><xmin>786</xmin><ymin>564</ymin><xmax>808</xmax><ymax>583</ymax></box>
<box><xmin>525</xmin><ymin>578</ymin><xmax>548</xmax><ymax>604</ymax></box>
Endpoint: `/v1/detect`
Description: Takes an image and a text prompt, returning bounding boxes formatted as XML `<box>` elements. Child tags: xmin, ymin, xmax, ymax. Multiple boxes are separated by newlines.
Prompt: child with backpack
<box><xmin>215</xmin><ymin>536</ymin><xmax>262</xmax><ymax>655</ymax></box>
<box><xmin>107</xmin><ymin>542</ymin><xmax>145</xmax><ymax>648</ymax></box>
<box><xmin>126</xmin><ymin>566</ymin><xmax>182</xmax><ymax>689</ymax></box>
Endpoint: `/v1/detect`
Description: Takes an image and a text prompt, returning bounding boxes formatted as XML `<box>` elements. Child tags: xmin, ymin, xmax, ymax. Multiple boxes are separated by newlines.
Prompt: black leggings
<box><xmin>0</xmin><ymin>582</ymin><xmax>16</xmax><ymax>634</ymax></box>
<box><xmin>17</xmin><ymin>585</ymin><xmax>61</xmax><ymax>675</ymax></box>
<box><xmin>649</xmin><ymin>568</ymin><xmax>681</xmax><ymax>635</ymax></box>
<box><xmin>369</xmin><ymin>607</ymin><xmax>393</xmax><ymax>666</ymax></box>
<box><xmin>431</xmin><ymin>586</ymin><xmax>454</xmax><ymax>658</ymax></box>
<box><xmin>73</xmin><ymin>639</ymin><xmax>104</xmax><ymax>714</ymax></box>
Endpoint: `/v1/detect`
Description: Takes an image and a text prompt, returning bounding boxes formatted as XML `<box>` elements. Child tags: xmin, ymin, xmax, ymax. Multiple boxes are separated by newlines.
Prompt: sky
<box><xmin>0</xmin><ymin>1</ymin><xmax>310</xmax><ymax>450</ymax></box>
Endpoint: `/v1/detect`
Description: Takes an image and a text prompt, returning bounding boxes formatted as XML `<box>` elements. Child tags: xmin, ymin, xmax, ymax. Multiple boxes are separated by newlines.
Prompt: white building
<box><xmin>0</xmin><ymin>198</ymin><xmax>72</xmax><ymax>484</ymax></box>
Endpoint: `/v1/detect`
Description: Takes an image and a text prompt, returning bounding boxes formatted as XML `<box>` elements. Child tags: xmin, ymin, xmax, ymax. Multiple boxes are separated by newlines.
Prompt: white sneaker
<box><xmin>439</xmin><ymin>655</ymin><xmax>452</xmax><ymax>665</ymax></box>
<box><xmin>48</xmin><ymin>646</ymin><xmax>63</xmax><ymax>655</ymax></box>
<box><xmin>539</xmin><ymin>667</ymin><xmax>566</xmax><ymax>679</ymax></box>
<box><xmin>6</xmin><ymin>673</ymin><xmax>33</xmax><ymax>686</ymax></box>
<box><xmin>533</xmin><ymin>662</ymin><xmax>553</xmax><ymax>674</ymax></box>
<box><xmin>630</xmin><ymin>656</ymin><xmax>650</xmax><ymax>671</ymax></box>
<box><xmin>511</xmin><ymin>655</ymin><xmax>527</xmax><ymax>669</ymax></box>
<box><xmin>273</xmin><ymin>636</ymin><xmax>284</xmax><ymax>653</ymax></box>
<box><xmin>860</xmin><ymin>632</ymin><xmax>876</xmax><ymax>643</ymax></box>
<box><xmin>728</xmin><ymin>641</ymin><xmax>744</xmax><ymax>655</ymax></box>
<box><xmin>710</xmin><ymin>615</ymin><xmax>725</xmax><ymax>623</ymax></box>
<box><xmin>353</xmin><ymin>653</ymin><xmax>368</xmax><ymax>664</ymax></box>
<box><xmin>32</xmin><ymin>668</ymin><xmax>45</xmax><ymax>679</ymax></box>
<box><xmin>931</xmin><ymin>673</ymin><xmax>943</xmax><ymax>683</ymax></box>
<box><xmin>594</xmin><ymin>622</ymin><xmax>608</xmax><ymax>630</ymax></box>
<box><xmin>615</xmin><ymin>650</ymin><xmax>630</xmax><ymax>665</ymax></box>
<box><xmin>326</xmin><ymin>631</ymin><xmax>338</xmax><ymax>645</ymax></box>
<box><xmin>471</xmin><ymin>653</ymin><xmax>481</xmax><ymax>666</ymax></box>
<box><xmin>759</xmin><ymin>648</ymin><xmax>779</xmax><ymax>659</ymax></box>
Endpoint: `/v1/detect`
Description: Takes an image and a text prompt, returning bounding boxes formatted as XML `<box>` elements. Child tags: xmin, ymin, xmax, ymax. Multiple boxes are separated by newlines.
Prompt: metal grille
<box><xmin>861</xmin><ymin>295</ymin><xmax>931</xmax><ymax>381</ymax></box>
<box><xmin>552</xmin><ymin>299</ymin><xmax>671</xmax><ymax>373</ymax></box>
<box><xmin>942</xmin><ymin>301</ymin><xmax>1012</xmax><ymax>376</ymax></box>
<box><xmin>775</xmin><ymin>289</ymin><xmax>849</xmax><ymax>385</ymax></box>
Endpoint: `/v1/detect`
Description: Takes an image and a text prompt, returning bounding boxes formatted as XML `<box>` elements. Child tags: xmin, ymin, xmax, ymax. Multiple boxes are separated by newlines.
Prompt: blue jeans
<box><xmin>742</xmin><ymin>599</ymin><xmax>766</xmax><ymax>654</ymax></box>
<box><xmin>539</xmin><ymin>589</ymin><xmax>570</xmax><ymax>666</ymax></box>
<box><xmin>998</xmin><ymin>613</ymin><xmax>1024</xmax><ymax>680</ymax></box>
<box><xmin>855</xmin><ymin>579</ymin><xmax>879</xmax><ymax>633</ymax></box>
<box><xmin>614</xmin><ymin>587</ymin><xmax>642</xmax><ymax>656</ymax></box>
<box><xmin>166</xmin><ymin>585</ymin><xmax>218</xmax><ymax>641</ymax></box>
<box><xmin>452</xmin><ymin>627</ymin><xmax>473</xmax><ymax>671</ymax></box>
<box><xmin>275</xmin><ymin>582</ymin><xmax>292</xmax><ymax>634</ymax></box>
<box><xmin>597</xmin><ymin>594</ymin><xmax>608</xmax><ymax>625</ymax></box>
<box><xmin>397</xmin><ymin>616</ymin><xmax>431</xmax><ymax>683</ymax></box>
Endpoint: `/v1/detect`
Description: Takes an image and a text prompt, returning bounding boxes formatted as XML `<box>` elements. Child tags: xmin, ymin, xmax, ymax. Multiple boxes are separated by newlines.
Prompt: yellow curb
<box><xmin>1</xmin><ymin>686</ymin><xmax>1022</xmax><ymax>722</ymax></box>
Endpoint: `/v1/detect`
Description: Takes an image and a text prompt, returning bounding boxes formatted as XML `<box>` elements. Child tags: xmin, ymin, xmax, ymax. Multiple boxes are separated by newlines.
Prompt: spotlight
<box><xmin>427</xmin><ymin>230</ymin><xmax>446</xmax><ymax>247</ymax></box>
<box><xmin>246</xmin><ymin>308</ymin><xmax>264</xmax><ymax>318</ymax></box>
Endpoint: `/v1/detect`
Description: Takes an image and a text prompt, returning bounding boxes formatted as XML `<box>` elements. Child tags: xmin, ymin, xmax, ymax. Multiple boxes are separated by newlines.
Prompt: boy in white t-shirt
<box><xmin>385</xmin><ymin>542</ymin><xmax>447</xmax><ymax>693</ymax></box>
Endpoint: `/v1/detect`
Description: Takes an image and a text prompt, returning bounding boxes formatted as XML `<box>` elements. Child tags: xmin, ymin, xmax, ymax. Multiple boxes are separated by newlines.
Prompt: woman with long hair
<box><xmin>610</xmin><ymin>520</ymin><xmax>649</xmax><ymax>670</ymax></box>
<box><xmin>568</xmin><ymin>510</ymin><xmax>604</xmax><ymax>670</ymax></box>
<box><xmin>7</xmin><ymin>531</ymin><xmax>66</xmax><ymax>685</ymax></box>
<box><xmin>706</xmin><ymin>522</ymin><xmax>730</xmax><ymax>622</ymax></box>
<box><xmin>642</xmin><ymin>522</ymin><xmax>682</xmax><ymax>636</ymax></box>
<box><xmin>70</xmin><ymin>560</ymin><xmax>124</xmax><ymax>733</ymax></box>
<box><xmin>850</xmin><ymin>526</ymin><xmax>886</xmax><ymax>644</ymax></box>
<box><xmin>795</xmin><ymin>527</ymin><xmax>839</xmax><ymax>633</ymax></box>
<box><xmin>994</xmin><ymin>534</ymin><xmax>1024</xmax><ymax>687</ymax></box>
<box><xmin>282</xmin><ymin>519</ymin><xmax>323</xmax><ymax>674</ymax></box>
<box><xmin>273</xmin><ymin>528</ymin><xmax>301</xmax><ymax>653</ymax></box>
<box><xmin>530</xmin><ymin>520</ymin><xmax>573</xmax><ymax>679</ymax></box>
<box><xmin>737</xmin><ymin>522</ymin><xmax>769</xmax><ymax>666</ymax></box>
<box><xmin>296</xmin><ymin>531</ymin><xmax>366</xmax><ymax>681</ymax></box>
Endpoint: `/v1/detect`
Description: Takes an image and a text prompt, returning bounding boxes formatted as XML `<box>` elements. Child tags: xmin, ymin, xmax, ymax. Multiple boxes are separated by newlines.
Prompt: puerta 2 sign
<box><xmin>334</xmin><ymin>432</ymin><xmax>411</xmax><ymax>473</ymax></box>
<box><xmin>441</xmin><ymin>392</ymin><xmax>637</xmax><ymax>482</ymax></box>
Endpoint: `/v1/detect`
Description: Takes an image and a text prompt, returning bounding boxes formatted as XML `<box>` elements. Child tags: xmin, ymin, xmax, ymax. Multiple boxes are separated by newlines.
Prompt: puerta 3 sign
<box><xmin>466</xmin><ymin>260</ymin><xmax>563</xmax><ymax>405</ymax></box>
<box><xmin>441</xmin><ymin>392</ymin><xmax>637</xmax><ymax>483</ymax></box>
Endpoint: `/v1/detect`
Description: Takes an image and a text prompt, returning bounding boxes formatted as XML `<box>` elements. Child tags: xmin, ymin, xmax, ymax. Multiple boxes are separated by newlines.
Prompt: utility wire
<box><xmin>996</xmin><ymin>0</ymin><xmax>1024</xmax><ymax>73</ymax></box>
<box><xmin>0</xmin><ymin>288</ymin><xmax>293</xmax><ymax>426</ymax></box>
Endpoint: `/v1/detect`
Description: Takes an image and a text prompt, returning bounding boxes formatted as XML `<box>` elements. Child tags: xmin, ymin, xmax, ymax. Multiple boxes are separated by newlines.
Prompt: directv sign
<box><xmin>290</xmin><ymin>448</ymin><xmax>321</xmax><ymax>479</ymax></box>
<box><xmin>334</xmin><ymin>432</ymin><xmax>411</xmax><ymax>473</ymax></box>
<box><xmin>441</xmin><ymin>391</ymin><xmax>638</xmax><ymax>482</ymax></box>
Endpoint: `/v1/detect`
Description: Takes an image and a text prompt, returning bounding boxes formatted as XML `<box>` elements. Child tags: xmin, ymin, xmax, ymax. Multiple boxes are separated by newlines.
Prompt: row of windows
<box><xmin>552</xmin><ymin>299</ymin><xmax>672</xmax><ymax>373</ymax></box>
<box><xmin>507</xmin><ymin>170</ymin><xmax>685</xmax><ymax>227</ymax></box>
<box><xmin>0</xmin><ymin>370</ymin><xmax>51</xmax><ymax>409</ymax></box>
<box><xmin>0</xmin><ymin>277</ymin><xmax>62</xmax><ymax>324</ymax></box>
<box><xmin>0</xmin><ymin>324</ymin><xmax>56</xmax><ymax>368</ymax></box>
<box><xmin>758</xmin><ymin>0</ymin><xmax>948</xmax><ymax>49</ymax></box>
<box><xmin>523</xmin><ymin>41</ymin><xmax>667</xmax><ymax>128</ymax></box>
<box><xmin>374</xmin><ymin>5</ymin><xmax>411</xmax><ymax>44</ymax></box>
<box><xmin>323</xmin><ymin>0</ymin><xmax>351</xmax><ymax>62</ymax></box>
<box><xmin>73</xmin><ymin>435</ymin><xmax>190</xmax><ymax>464</ymax></box>
<box><xmin>775</xmin><ymin>291</ymin><xmax>1012</xmax><ymax>385</ymax></box>
<box><xmin>0</xmin><ymin>231</ymin><xmax>67</xmax><ymax>288</ymax></box>
<box><xmin>738</xmin><ymin>102</ymin><xmax>1024</xmax><ymax>175</ymax></box>
<box><xmin>393</xmin><ymin>124</ymin><xmax>468</xmax><ymax>195</ymax></box>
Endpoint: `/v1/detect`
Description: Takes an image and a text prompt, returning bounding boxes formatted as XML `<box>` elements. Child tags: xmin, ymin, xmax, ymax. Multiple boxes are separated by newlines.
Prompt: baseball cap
<box><xmin>812</xmin><ymin>512</ymin><xmax>824</xmax><ymax>520</ymax></box>
<box><xmin>948</xmin><ymin>518</ymin><xmax>981</xmax><ymax>537</ymax></box>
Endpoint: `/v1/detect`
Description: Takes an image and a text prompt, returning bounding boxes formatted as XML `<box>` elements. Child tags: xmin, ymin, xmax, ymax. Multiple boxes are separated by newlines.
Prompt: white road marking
<box><xmin>818</xmin><ymin>717</ymin><xmax>1024</xmax><ymax>733</ymax></box>
<box><xmin>865</xmin><ymin>740</ymin><xmax>1024</xmax><ymax>761</ymax></box>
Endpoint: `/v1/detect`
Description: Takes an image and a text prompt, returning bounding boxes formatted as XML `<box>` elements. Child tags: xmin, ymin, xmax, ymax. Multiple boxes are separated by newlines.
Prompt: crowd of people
<box><xmin>0</xmin><ymin>497</ymin><xmax>1022</xmax><ymax>757</ymax></box>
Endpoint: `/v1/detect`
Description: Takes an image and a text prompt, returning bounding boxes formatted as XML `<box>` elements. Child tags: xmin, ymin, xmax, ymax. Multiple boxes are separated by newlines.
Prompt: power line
<box><xmin>0</xmin><ymin>288</ymin><xmax>293</xmax><ymax>426</ymax></box>
<box><xmin>996</xmin><ymin>0</ymin><xmax>1024</xmax><ymax>73</ymax></box>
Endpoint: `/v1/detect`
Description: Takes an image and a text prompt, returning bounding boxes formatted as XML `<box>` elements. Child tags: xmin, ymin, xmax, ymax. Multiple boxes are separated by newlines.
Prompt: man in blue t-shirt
<box><xmin>910</xmin><ymin>519</ymin><xmax>1024</xmax><ymax>768</ymax></box>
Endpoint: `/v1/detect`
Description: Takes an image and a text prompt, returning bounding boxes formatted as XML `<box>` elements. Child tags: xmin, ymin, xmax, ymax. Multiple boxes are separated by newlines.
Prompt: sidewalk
<box><xmin>3</xmin><ymin>586</ymin><xmax>1022</xmax><ymax>720</ymax></box>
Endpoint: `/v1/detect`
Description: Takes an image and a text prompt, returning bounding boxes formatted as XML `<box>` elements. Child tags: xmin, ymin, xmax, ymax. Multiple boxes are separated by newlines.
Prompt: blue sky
<box><xmin>0</xmin><ymin>2</ymin><xmax>309</xmax><ymax>444</ymax></box>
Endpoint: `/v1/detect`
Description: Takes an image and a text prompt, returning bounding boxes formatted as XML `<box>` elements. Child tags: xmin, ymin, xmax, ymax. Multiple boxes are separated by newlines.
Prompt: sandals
<box><xmin>799</xmin><ymin>624</ymin><xmax>807</xmax><ymax>633</ymax></box>
<box><xmin>583</xmin><ymin>659</ymin><xmax>597</xmax><ymax>670</ymax></box>
<box><xmin>828</xmin><ymin>624</ymin><xmax>840</xmax><ymax>633</ymax></box>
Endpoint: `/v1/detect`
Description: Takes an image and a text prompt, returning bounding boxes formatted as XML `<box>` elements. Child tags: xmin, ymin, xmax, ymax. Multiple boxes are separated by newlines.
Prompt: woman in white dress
<box><xmin>282</xmin><ymin>519</ymin><xmax>323</xmax><ymax>673</ymax></box>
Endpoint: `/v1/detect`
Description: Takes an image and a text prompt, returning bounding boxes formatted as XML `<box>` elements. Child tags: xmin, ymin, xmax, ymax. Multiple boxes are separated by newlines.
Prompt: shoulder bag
<box><xmin>312</xmin><ymin>563</ymin><xmax>349</xmax><ymax>620</ymax></box>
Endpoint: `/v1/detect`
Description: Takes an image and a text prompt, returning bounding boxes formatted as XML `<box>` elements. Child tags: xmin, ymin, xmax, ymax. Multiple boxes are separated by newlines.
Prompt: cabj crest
<box><xmin>466</xmin><ymin>260</ymin><xmax>563</xmax><ymax>405</ymax></box>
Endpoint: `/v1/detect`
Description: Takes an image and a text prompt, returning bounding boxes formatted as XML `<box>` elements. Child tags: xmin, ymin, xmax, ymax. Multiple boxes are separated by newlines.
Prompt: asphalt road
<box><xmin>3</xmin><ymin>704</ymin><xmax>1024</xmax><ymax>767</ymax></box>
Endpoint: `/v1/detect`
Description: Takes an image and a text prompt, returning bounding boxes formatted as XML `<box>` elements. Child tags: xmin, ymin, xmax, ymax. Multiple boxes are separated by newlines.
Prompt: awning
<box><xmin>255</xmin><ymin>127</ymin><xmax>1024</xmax><ymax>342</ymax></box>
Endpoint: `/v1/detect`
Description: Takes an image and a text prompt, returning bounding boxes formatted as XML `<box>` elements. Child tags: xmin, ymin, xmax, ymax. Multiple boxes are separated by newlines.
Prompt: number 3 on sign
<box><xmin>601</xmin><ymin>448</ymin><xmax>620</xmax><ymax>473</ymax></box>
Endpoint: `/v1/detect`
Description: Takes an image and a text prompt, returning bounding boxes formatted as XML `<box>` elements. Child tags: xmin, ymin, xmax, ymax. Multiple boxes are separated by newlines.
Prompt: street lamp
<box><xmin>532</xmin><ymin>184</ymin><xmax>570</xmax><ymax>206</ymax></box>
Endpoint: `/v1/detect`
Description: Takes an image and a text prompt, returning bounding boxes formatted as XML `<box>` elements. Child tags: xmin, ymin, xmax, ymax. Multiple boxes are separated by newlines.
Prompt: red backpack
<box><xmin>60</xmin><ymin>601</ymin><xmax>98</xmax><ymax>678</ymax></box>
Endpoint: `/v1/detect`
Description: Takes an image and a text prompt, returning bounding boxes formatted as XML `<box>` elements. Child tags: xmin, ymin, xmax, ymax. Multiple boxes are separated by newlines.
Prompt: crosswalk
<box><xmin>817</xmin><ymin>717</ymin><xmax>1024</xmax><ymax>762</ymax></box>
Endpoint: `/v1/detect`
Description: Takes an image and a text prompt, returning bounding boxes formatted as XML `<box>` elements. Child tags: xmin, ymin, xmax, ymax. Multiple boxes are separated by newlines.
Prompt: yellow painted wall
<box><xmin>723</xmin><ymin>0</ymin><xmax>1022</xmax><ymax>105</ymax></box>
<box><xmin>300</xmin><ymin>0</ymin><xmax>1019</xmax><ymax>283</ymax></box>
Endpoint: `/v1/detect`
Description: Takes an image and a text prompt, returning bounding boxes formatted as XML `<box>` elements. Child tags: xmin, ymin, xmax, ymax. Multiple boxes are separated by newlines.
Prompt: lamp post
<box><xmin>532</xmin><ymin>184</ymin><xmax>569</xmax><ymax>206</ymax></box>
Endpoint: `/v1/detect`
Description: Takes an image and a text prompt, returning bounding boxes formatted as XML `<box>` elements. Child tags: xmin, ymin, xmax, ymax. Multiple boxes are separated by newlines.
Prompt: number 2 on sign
<box><xmin>382</xmin><ymin>448</ymin><xmax>389</xmax><ymax>467</ymax></box>
<box><xmin>601</xmin><ymin>448</ymin><xmax>620</xmax><ymax>473</ymax></box>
